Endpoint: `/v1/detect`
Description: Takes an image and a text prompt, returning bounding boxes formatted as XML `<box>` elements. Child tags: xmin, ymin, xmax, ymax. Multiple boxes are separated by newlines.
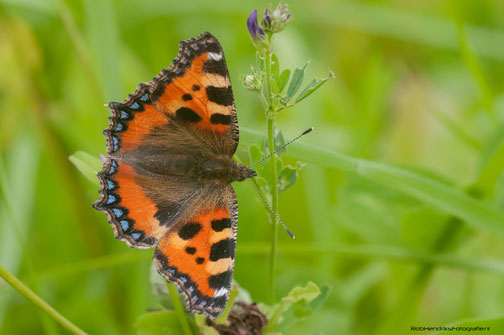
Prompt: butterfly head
<box><xmin>234</xmin><ymin>163</ymin><xmax>257</xmax><ymax>182</ymax></box>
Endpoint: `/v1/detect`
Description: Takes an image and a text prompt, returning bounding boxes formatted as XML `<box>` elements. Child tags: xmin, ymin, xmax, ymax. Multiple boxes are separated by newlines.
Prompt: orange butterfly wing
<box><xmin>150</xmin><ymin>32</ymin><xmax>239</xmax><ymax>156</ymax></box>
<box><xmin>154</xmin><ymin>186</ymin><xmax>237</xmax><ymax>318</ymax></box>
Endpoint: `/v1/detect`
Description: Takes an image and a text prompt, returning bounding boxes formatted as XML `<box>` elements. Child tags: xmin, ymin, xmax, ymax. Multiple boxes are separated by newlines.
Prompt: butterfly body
<box><xmin>112</xmin><ymin>132</ymin><xmax>255</xmax><ymax>184</ymax></box>
<box><xmin>94</xmin><ymin>32</ymin><xmax>253</xmax><ymax>318</ymax></box>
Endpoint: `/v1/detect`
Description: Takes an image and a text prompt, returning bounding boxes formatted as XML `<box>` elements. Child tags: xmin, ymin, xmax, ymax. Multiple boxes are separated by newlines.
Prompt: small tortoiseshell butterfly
<box><xmin>93</xmin><ymin>32</ymin><xmax>257</xmax><ymax>319</ymax></box>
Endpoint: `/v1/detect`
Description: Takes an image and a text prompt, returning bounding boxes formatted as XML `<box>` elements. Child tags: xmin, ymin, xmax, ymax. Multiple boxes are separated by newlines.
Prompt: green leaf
<box><xmin>286</xmin><ymin>61</ymin><xmax>309</xmax><ymax>101</ymax></box>
<box><xmin>278</xmin><ymin>162</ymin><xmax>305</xmax><ymax>193</ymax></box>
<box><xmin>274</xmin><ymin>128</ymin><xmax>286</xmax><ymax>151</ymax></box>
<box><xmin>194</xmin><ymin>314</ymin><xmax>206</xmax><ymax>328</ymax></box>
<box><xmin>271</xmin><ymin>80</ymin><xmax>279</xmax><ymax>95</ymax></box>
<box><xmin>402</xmin><ymin>207</ymin><xmax>451</xmax><ymax>251</ymax></box>
<box><xmin>149</xmin><ymin>264</ymin><xmax>173</xmax><ymax>310</ymax></box>
<box><xmin>200</xmin><ymin>326</ymin><xmax>220</xmax><ymax>335</ymax></box>
<box><xmin>283</xmin><ymin>281</ymin><xmax>320</xmax><ymax>303</ymax></box>
<box><xmin>277</xmin><ymin>69</ymin><xmax>291</xmax><ymax>92</ymax></box>
<box><xmin>294</xmin><ymin>71</ymin><xmax>335</xmax><ymax>104</ymax></box>
<box><xmin>265</xmin><ymin>282</ymin><xmax>321</xmax><ymax>332</ymax></box>
<box><xmin>307</xmin><ymin>284</ymin><xmax>331</xmax><ymax>312</ymax></box>
<box><xmin>239</xmin><ymin>128</ymin><xmax>504</xmax><ymax>238</ymax></box>
<box><xmin>271</xmin><ymin>54</ymin><xmax>280</xmax><ymax>82</ymax></box>
<box><xmin>472</xmin><ymin>123</ymin><xmax>504</xmax><ymax>196</ymax></box>
<box><xmin>69</xmin><ymin>151</ymin><xmax>102</xmax><ymax>186</ymax></box>
<box><xmin>274</xmin><ymin>282</ymin><xmax>322</xmax><ymax>331</ymax></box>
<box><xmin>135</xmin><ymin>310</ymin><xmax>197</xmax><ymax>335</ymax></box>
<box><xmin>256</xmin><ymin>52</ymin><xmax>265</xmax><ymax>71</ymax></box>
<box><xmin>232</xmin><ymin>280</ymin><xmax>253</xmax><ymax>304</ymax></box>
<box><xmin>248</xmin><ymin>144</ymin><xmax>263</xmax><ymax>167</ymax></box>
<box><xmin>254</xmin><ymin>176</ymin><xmax>269</xmax><ymax>187</ymax></box>
<box><xmin>262</xmin><ymin>128</ymin><xmax>286</xmax><ymax>154</ymax></box>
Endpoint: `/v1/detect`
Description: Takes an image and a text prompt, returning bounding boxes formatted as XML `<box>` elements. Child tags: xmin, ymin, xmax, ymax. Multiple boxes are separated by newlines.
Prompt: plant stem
<box><xmin>0</xmin><ymin>265</ymin><xmax>87</xmax><ymax>335</ymax></box>
<box><xmin>166</xmin><ymin>282</ymin><xmax>193</xmax><ymax>335</ymax></box>
<box><xmin>264</xmin><ymin>34</ymin><xmax>280</xmax><ymax>305</ymax></box>
<box><xmin>267</xmin><ymin>119</ymin><xmax>279</xmax><ymax>305</ymax></box>
<box><xmin>264</xmin><ymin>35</ymin><xmax>274</xmax><ymax>109</ymax></box>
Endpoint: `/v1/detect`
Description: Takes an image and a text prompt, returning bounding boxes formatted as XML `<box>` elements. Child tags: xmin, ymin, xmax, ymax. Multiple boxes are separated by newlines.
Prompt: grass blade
<box><xmin>239</xmin><ymin>128</ymin><xmax>504</xmax><ymax>236</ymax></box>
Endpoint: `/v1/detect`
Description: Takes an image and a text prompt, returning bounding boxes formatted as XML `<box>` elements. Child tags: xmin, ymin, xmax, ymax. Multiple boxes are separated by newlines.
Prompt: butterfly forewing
<box><xmin>150</xmin><ymin>32</ymin><xmax>239</xmax><ymax>156</ymax></box>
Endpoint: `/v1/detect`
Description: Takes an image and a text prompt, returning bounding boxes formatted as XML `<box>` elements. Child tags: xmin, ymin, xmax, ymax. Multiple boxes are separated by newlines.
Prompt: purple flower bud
<box><xmin>247</xmin><ymin>9</ymin><xmax>264</xmax><ymax>40</ymax></box>
<box><xmin>262</xmin><ymin>9</ymin><xmax>271</xmax><ymax>28</ymax></box>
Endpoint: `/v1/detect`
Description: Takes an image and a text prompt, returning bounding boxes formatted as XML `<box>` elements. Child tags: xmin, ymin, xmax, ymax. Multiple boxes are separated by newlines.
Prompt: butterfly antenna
<box><xmin>247</xmin><ymin>179</ymin><xmax>295</xmax><ymax>239</ymax></box>
<box><xmin>248</xmin><ymin>127</ymin><xmax>314</xmax><ymax>169</ymax></box>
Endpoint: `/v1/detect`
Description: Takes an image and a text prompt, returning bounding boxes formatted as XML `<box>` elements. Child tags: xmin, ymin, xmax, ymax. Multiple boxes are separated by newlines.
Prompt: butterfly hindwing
<box><xmin>153</xmin><ymin>186</ymin><xmax>238</xmax><ymax>319</ymax></box>
<box><xmin>94</xmin><ymin>156</ymin><xmax>210</xmax><ymax>248</ymax></box>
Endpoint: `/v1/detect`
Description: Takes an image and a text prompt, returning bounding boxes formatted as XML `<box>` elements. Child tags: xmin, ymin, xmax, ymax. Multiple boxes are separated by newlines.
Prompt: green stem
<box><xmin>264</xmin><ymin>35</ymin><xmax>274</xmax><ymax>109</ymax></box>
<box><xmin>267</xmin><ymin>119</ymin><xmax>279</xmax><ymax>305</ymax></box>
<box><xmin>0</xmin><ymin>265</ymin><xmax>86</xmax><ymax>335</ymax></box>
<box><xmin>264</xmin><ymin>34</ymin><xmax>280</xmax><ymax>305</ymax></box>
<box><xmin>166</xmin><ymin>283</ymin><xmax>193</xmax><ymax>335</ymax></box>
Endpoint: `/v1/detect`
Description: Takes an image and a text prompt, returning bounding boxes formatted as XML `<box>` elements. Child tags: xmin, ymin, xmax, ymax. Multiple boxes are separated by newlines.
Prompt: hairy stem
<box><xmin>264</xmin><ymin>35</ymin><xmax>280</xmax><ymax>305</ymax></box>
<box><xmin>267</xmin><ymin>119</ymin><xmax>279</xmax><ymax>305</ymax></box>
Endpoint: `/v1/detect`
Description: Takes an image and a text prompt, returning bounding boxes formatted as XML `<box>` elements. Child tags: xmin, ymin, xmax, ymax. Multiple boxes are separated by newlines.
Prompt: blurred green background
<box><xmin>1</xmin><ymin>0</ymin><xmax>504</xmax><ymax>334</ymax></box>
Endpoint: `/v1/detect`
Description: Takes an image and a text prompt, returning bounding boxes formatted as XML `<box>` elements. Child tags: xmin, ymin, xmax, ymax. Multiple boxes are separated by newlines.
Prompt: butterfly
<box><xmin>93</xmin><ymin>32</ymin><xmax>257</xmax><ymax>319</ymax></box>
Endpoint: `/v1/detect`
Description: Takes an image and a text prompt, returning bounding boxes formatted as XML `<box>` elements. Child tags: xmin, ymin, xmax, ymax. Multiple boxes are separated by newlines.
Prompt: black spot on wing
<box><xmin>209</xmin><ymin>238</ymin><xmax>235</xmax><ymax>261</ymax></box>
<box><xmin>185</xmin><ymin>247</ymin><xmax>196</xmax><ymax>254</ymax></box>
<box><xmin>178</xmin><ymin>222</ymin><xmax>202</xmax><ymax>240</ymax></box>
<box><xmin>211</xmin><ymin>218</ymin><xmax>231</xmax><ymax>232</ymax></box>
<box><xmin>192</xmin><ymin>84</ymin><xmax>200</xmax><ymax>91</ymax></box>
<box><xmin>206</xmin><ymin>86</ymin><xmax>233</xmax><ymax>106</ymax></box>
<box><xmin>175</xmin><ymin>107</ymin><xmax>202</xmax><ymax>123</ymax></box>
<box><xmin>210</xmin><ymin>113</ymin><xmax>231</xmax><ymax>125</ymax></box>
<box><xmin>155</xmin><ymin>203</ymin><xmax>181</xmax><ymax>227</ymax></box>
<box><xmin>208</xmin><ymin>270</ymin><xmax>232</xmax><ymax>289</ymax></box>
<box><xmin>196</xmin><ymin>257</ymin><xmax>205</xmax><ymax>264</ymax></box>
<box><xmin>182</xmin><ymin>94</ymin><xmax>193</xmax><ymax>101</ymax></box>
<box><xmin>205</xmin><ymin>42</ymin><xmax>221</xmax><ymax>53</ymax></box>
<box><xmin>202</xmin><ymin>59</ymin><xmax>228</xmax><ymax>77</ymax></box>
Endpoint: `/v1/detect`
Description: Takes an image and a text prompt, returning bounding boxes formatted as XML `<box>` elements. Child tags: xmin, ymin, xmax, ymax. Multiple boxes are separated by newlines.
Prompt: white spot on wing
<box><xmin>208</xmin><ymin>52</ymin><xmax>223</xmax><ymax>61</ymax></box>
<box><xmin>213</xmin><ymin>287</ymin><xmax>228</xmax><ymax>297</ymax></box>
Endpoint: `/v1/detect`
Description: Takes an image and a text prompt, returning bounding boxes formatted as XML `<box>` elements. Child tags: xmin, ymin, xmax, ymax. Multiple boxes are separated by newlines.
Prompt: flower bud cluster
<box><xmin>240</xmin><ymin>66</ymin><xmax>263</xmax><ymax>92</ymax></box>
<box><xmin>247</xmin><ymin>3</ymin><xmax>292</xmax><ymax>43</ymax></box>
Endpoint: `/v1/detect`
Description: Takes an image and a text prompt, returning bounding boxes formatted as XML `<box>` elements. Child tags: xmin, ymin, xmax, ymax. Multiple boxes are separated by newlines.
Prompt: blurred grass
<box><xmin>1</xmin><ymin>0</ymin><xmax>504</xmax><ymax>334</ymax></box>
